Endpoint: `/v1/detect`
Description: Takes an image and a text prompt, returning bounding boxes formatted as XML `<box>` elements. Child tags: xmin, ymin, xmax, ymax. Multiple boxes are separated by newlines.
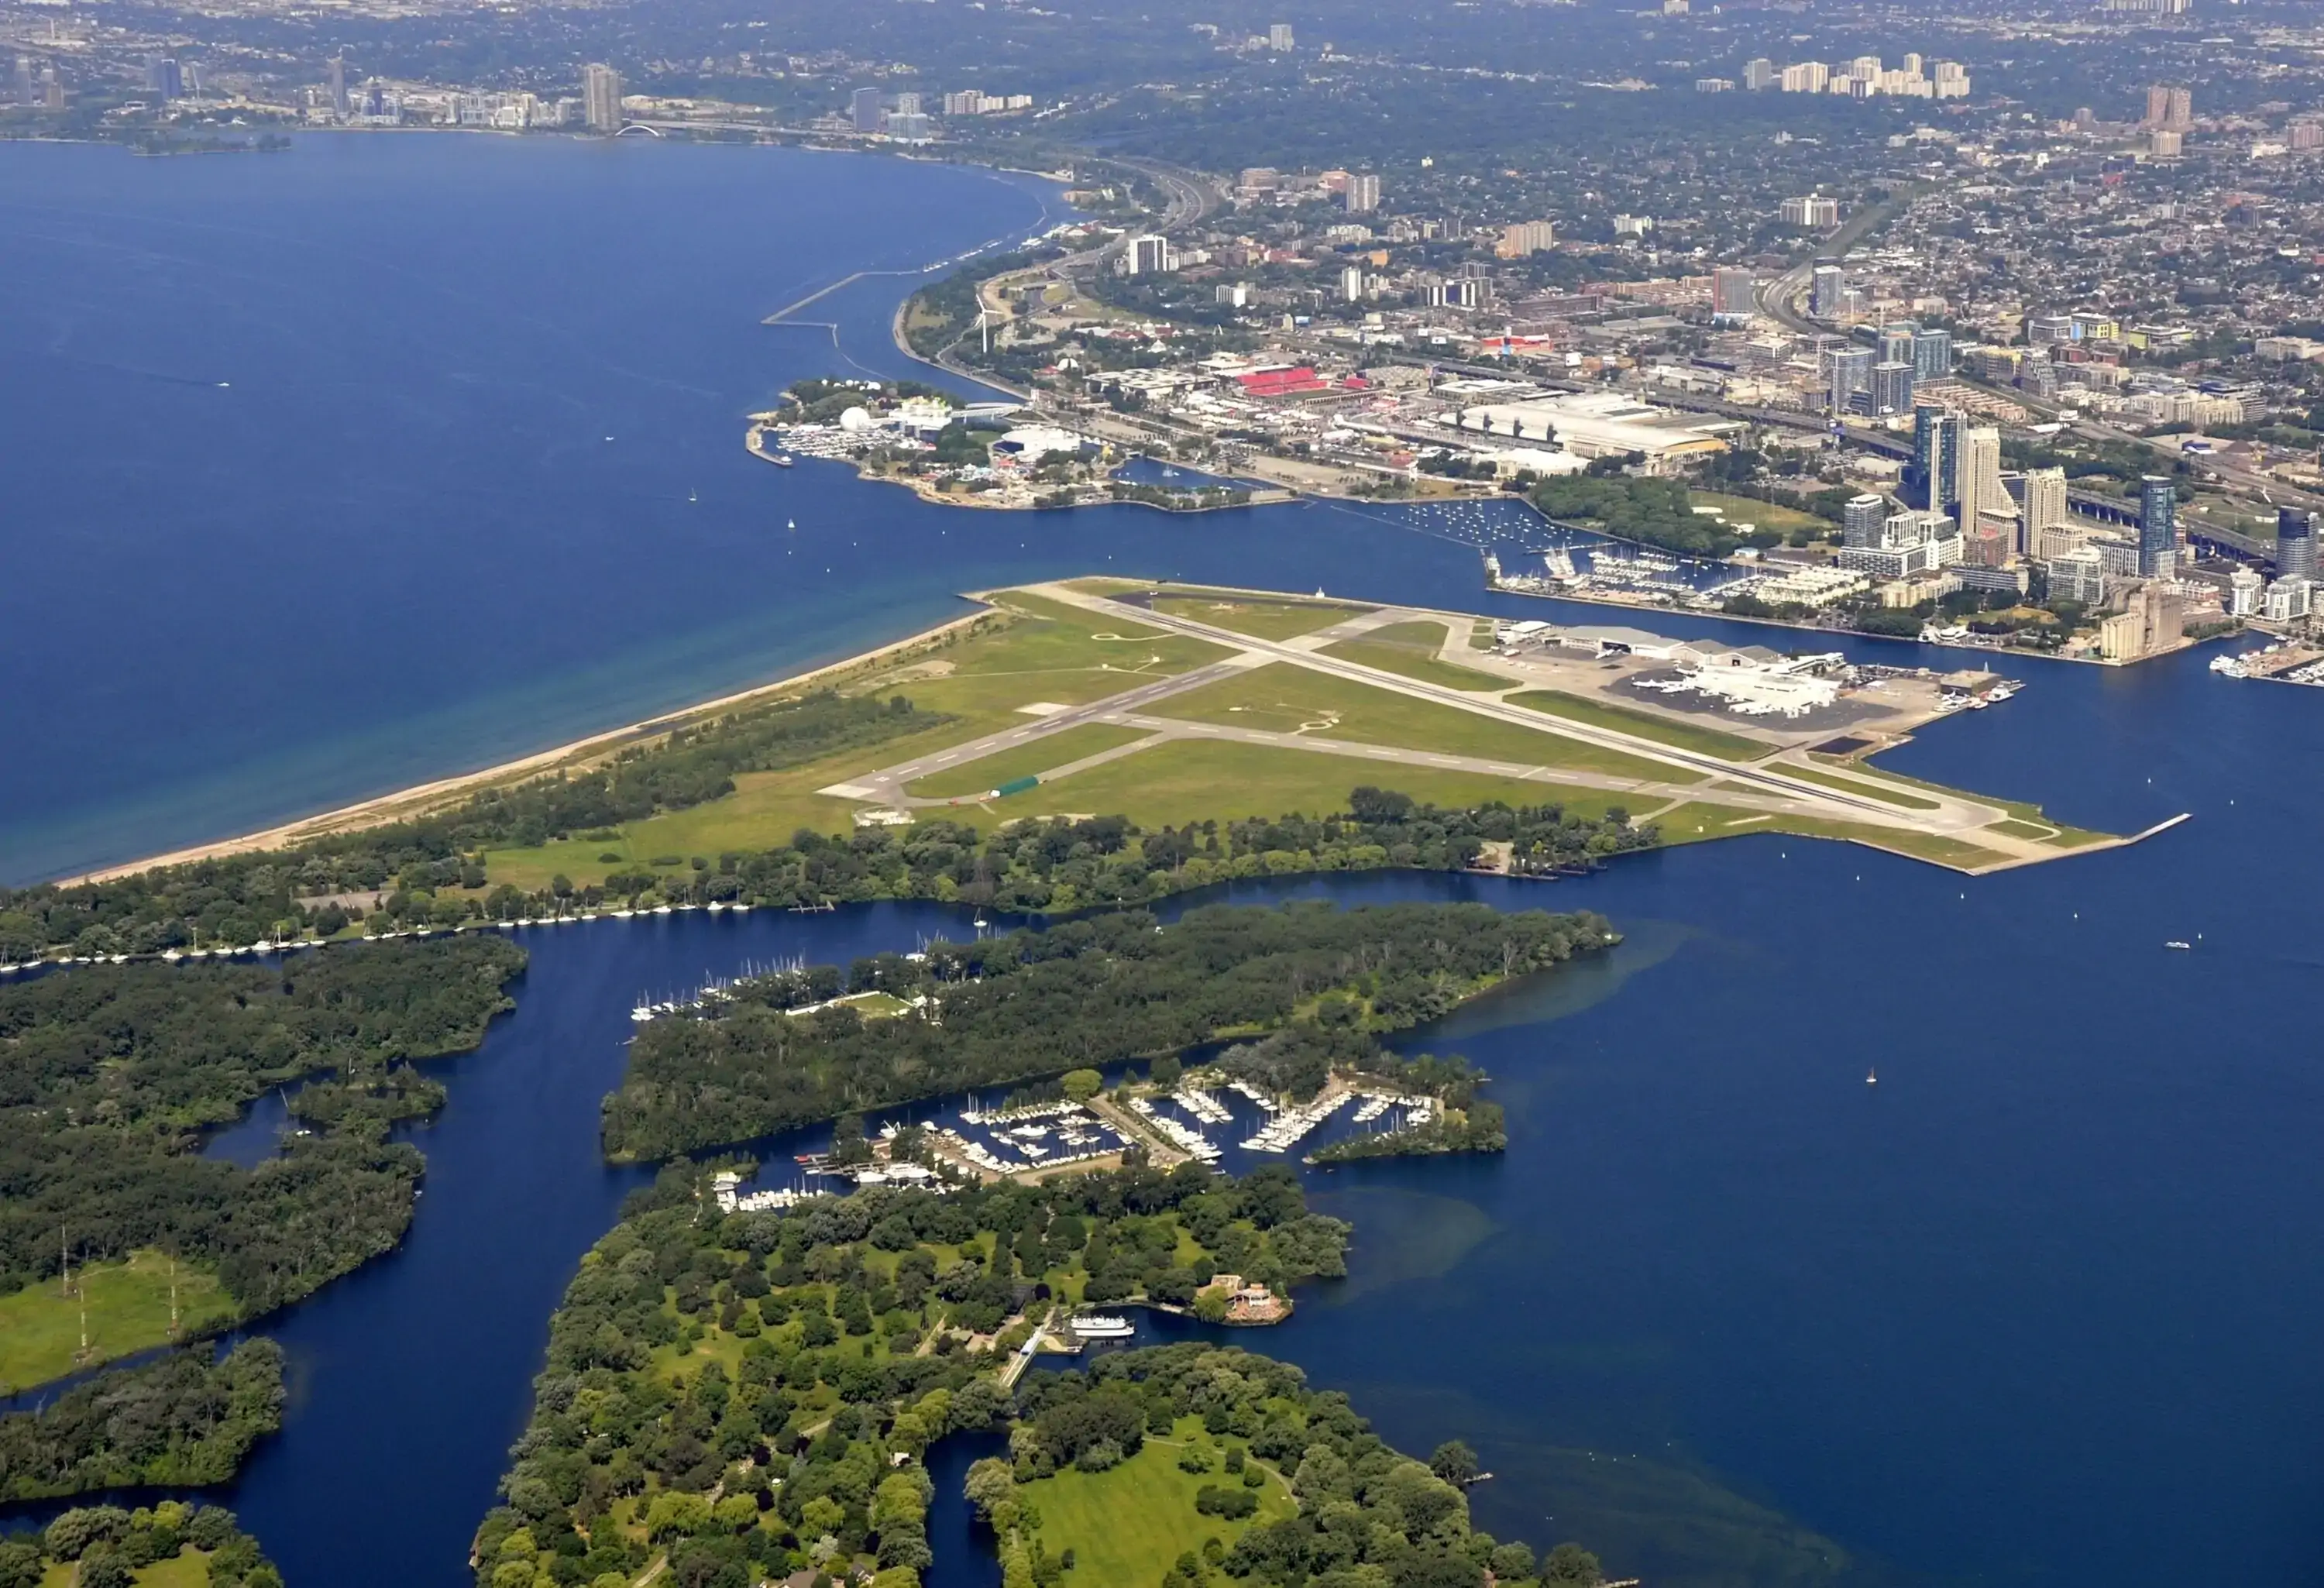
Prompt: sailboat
<box><xmin>688</xmin><ymin>487</ymin><xmax>698</xmax><ymax>504</ymax></box>
<box><xmin>1865</xmin><ymin>1067</ymin><xmax>1878</xmax><ymax>1086</ymax></box>
<box><xmin>786</xmin><ymin>518</ymin><xmax>796</xmax><ymax>531</ymax></box>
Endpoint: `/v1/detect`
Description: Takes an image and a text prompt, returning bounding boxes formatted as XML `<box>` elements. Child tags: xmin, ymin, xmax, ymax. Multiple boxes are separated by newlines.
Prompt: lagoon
<box><xmin>2</xmin><ymin>133</ymin><xmax>2321</xmax><ymax>1588</ymax></box>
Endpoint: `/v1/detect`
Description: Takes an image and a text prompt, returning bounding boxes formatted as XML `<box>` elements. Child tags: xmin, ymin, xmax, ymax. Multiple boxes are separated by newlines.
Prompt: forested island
<box><xmin>469</xmin><ymin>1163</ymin><xmax>1598</xmax><ymax>1588</ymax></box>
<box><xmin>0</xmin><ymin>1340</ymin><xmax>285</xmax><ymax>1501</ymax></box>
<box><xmin>0</xmin><ymin>935</ymin><xmax>525</xmax><ymax>1390</ymax></box>
<box><xmin>602</xmin><ymin>902</ymin><xmax>1614</xmax><ymax>1160</ymax></box>
<box><xmin>0</xmin><ymin>1503</ymin><xmax>284</xmax><ymax>1588</ymax></box>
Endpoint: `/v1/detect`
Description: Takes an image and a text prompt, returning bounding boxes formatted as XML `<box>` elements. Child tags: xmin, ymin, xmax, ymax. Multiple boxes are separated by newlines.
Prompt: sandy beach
<box><xmin>57</xmin><ymin>605</ymin><xmax>998</xmax><ymax>887</ymax></box>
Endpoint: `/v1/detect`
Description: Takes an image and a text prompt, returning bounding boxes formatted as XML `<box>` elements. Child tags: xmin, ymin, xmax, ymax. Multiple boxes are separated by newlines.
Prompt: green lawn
<box><xmin>1690</xmin><ymin>490</ymin><xmax>1833</xmax><ymax>535</ymax></box>
<box><xmin>1319</xmin><ymin>622</ymin><xmax>1511</xmax><ymax>692</ymax></box>
<box><xmin>821</xmin><ymin>991</ymin><xmax>913</xmax><ymax>1018</ymax></box>
<box><xmin>1150</xmin><ymin>664</ymin><xmax>1692</xmax><ymax>783</ymax></box>
<box><xmin>1505</xmin><ymin>689</ymin><xmax>1769</xmax><ymax>761</ymax></box>
<box><xmin>907</xmin><ymin>724</ymin><xmax>1155</xmax><ymax>799</ymax></box>
<box><xmin>1149</xmin><ymin>593</ymin><xmax>1377</xmax><ymax>641</ymax></box>
<box><xmin>1023</xmin><ymin>1418</ymin><xmax>1294</xmax><ymax>1583</ymax></box>
<box><xmin>1779</xmin><ymin>762</ymin><xmax>1944</xmax><ymax>810</ymax></box>
<box><xmin>957</xmin><ymin>737</ymin><xmax>1641</xmax><ymax>830</ymax></box>
<box><xmin>0</xmin><ymin>1250</ymin><xmax>235</xmax><ymax>1392</ymax></box>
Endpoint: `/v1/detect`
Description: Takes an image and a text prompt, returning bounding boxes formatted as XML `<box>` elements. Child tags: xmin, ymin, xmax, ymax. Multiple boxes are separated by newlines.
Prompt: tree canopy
<box><xmin>603</xmin><ymin>902</ymin><xmax>1614</xmax><ymax>1159</ymax></box>
<box><xmin>0</xmin><ymin>937</ymin><xmax>524</xmax><ymax>1314</ymax></box>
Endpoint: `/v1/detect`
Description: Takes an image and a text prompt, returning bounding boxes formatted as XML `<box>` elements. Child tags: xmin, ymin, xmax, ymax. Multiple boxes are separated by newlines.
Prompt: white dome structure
<box><xmin>837</xmin><ymin>405</ymin><xmax>875</xmax><ymax>432</ymax></box>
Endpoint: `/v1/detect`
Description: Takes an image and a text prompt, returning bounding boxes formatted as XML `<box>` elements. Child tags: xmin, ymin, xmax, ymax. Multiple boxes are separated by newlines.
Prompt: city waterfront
<box><xmin>2</xmin><ymin>133</ymin><xmax>2322</xmax><ymax>1588</ymax></box>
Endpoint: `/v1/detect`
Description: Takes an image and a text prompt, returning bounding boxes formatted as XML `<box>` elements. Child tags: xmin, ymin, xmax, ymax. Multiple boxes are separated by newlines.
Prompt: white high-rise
<box><xmin>583</xmin><ymin>63</ymin><xmax>622</xmax><ymax>133</ymax></box>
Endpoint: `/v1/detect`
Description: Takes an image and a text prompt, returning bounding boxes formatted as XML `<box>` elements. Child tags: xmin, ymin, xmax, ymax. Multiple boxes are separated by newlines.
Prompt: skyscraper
<box><xmin>1345</xmin><ymin>173</ymin><xmax>1380</xmax><ymax>212</ymax></box>
<box><xmin>2138</xmin><ymin>476</ymin><xmax>2178</xmax><ymax>577</ymax></box>
<box><xmin>1912</xmin><ymin>326</ymin><xmax>1952</xmax><ymax>380</ymax></box>
<box><xmin>2277</xmin><ymin>507</ymin><xmax>2315</xmax><ymax>580</ymax></box>
<box><xmin>13</xmin><ymin>55</ymin><xmax>33</xmax><ymax>105</ymax></box>
<box><xmin>584</xmin><ymin>64</ymin><xmax>624</xmax><ymax>132</ymax></box>
<box><xmin>1810</xmin><ymin>263</ymin><xmax>1845</xmax><ymax>318</ymax></box>
<box><xmin>2144</xmin><ymin>84</ymin><xmax>2170</xmax><ymax>126</ymax></box>
<box><xmin>1878</xmin><ymin>323</ymin><xmax>1917</xmax><ymax>366</ymax></box>
<box><xmin>849</xmin><ymin>85</ymin><xmax>882</xmax><ymax>132</ymax></box>
<box><xmin>1956</xmin><ymin>426</ymin><xmax>2009</xmax><ymax>541</ymax></box>
<box><xmin>328</xmin><ymin>57</ymin><xmax>349</xmax><ymax>118</ymax></box>
<box><xmin>1268</xmin><ymin>22</ymin><xmax>1294</xmax><ymax>50</ymax></box>
<box><xmin>1869</xmin><ymin>360</ymin><xmax>1915</xmax><ymax>415</ymax></box>
<box><xmin>143</xmin><ymin>55</ymin><xmax>182</xmax><ymax>99</ymax></box>
<box><xmin>1843</xmin><ymin>493</ymin><xmax>1888</xmax><ymax>549</ymax></box>
<box><xmin>1827</xmin><ymin>347</ymin><xmax>1875</xmax><ymax>414</ymax></box>
<box><xmin>1910</xmin><ymin>405</ymin><xmax>1960</xmax><ymax>513</ymax></box>
<box><xmin>2020</xmin><ymin>466</ymin><xmax>2068</xmax><ymax>555</ymax></box>
<box><xmin>1744</xmin><ymin>57</ymin><xmax>1776</xmax><ymax>90</ymax></box>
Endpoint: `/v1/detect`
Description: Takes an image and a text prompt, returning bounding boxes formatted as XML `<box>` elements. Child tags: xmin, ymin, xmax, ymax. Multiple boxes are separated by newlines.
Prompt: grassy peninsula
<box><xmin>0</xmin><ymin>579</ymin><xmax>2120</xmax><ymax>970</ymax></box>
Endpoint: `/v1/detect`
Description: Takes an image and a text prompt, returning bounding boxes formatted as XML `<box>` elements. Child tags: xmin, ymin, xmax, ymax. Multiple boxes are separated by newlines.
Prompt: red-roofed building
<box><xmin>1235</xmin><ymin>366</ymin><xmax>1330</xmax><ymax>398</ymax></box>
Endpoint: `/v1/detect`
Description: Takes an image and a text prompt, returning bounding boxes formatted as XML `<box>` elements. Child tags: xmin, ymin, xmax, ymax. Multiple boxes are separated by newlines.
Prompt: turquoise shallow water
<box><xmin>2</xmin><ymin>134</ymin><xmax>2322</xmax><ymax>1588</ymax></box>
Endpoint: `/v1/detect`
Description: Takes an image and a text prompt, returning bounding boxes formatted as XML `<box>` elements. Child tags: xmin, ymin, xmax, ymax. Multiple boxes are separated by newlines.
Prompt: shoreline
<box><xmin>1488</xmin><ymin>576</ymin><xmax>2214</xmax><ymax>669</ymax></box>
<box><xmin>51</xmin><ymin>606</ymin><xmax>999</xmax><ymax>888</ymax></box>
<box><xmin>31</xmin><ymin>570</ymin><xmax>2192</xmax><ymax>906</ymax></box>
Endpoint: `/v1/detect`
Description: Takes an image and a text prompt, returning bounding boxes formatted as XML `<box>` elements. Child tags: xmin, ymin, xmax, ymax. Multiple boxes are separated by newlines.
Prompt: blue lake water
<box><xmin>3</xmin><ymin>134</ymin><xmax>2322</xmax><ymax>1588</ymax></box>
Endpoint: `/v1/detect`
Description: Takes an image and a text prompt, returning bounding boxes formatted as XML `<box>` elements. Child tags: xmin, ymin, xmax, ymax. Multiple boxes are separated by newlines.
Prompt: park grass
<box><xmin>1504</xmin><ymin>689</ymin><xmax>1769</xmax><ymax>762</ymax></box>
<box><xmin>39</xmin><ymin>1562</ymin><xmax>216</xmax><ymax>1588</ymax></box>
<box><xmin>1319</xmin><ymin>622</ymin><xmax>1511</xmax><ymax>692</ymax></box>
<box><xmin>1148</xmin><ymin>665</ymin><xmax>1691</xmax><ymax>783</ymax></box>
<box><xmin>1148</xmin><ymin>593</ymin><xmax>1376</xmax><ymax>641</ymax></box>
<box><xmin>1023</xmin><ymin>1416</ymin><xmax>1294</xmax><ymax>1584</ymax></box>
<box><xmin>1690</xmin><ymin>490</ymin><xmax>1833</xmax><ymax>535</ymax></box>
<box><xmin>907</xmin><ymin>724</ymin><xmax>1155</xmax><ymax>799</ymax></box>
<box><xmin>0</xmin><ymin>1250</ymin><xmax>235</xmax><ymax>1393</ymax></box>
<box><xmin>951</xmin><ymin>738</ymin><xmax>1641</xmax><ymax>831</ymax></box>
<box><xmin>1777</xmin><ymin>762</ymin><xmax>1944</xmax><ymax>811</ymax></box>
<box><xmin>820</xmin><ymin>991</ymin><xmax>913</xmax><ymax>1018</ymax></box>
<box><xmin>1467</xmin><ymin>619</ymin><xmax>1497</xmax><ymax>651</ymax></box>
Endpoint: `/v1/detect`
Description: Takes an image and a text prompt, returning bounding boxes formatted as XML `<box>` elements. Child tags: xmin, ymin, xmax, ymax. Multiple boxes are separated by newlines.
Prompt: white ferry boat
<box><xmin>1070</xmin><ymin>1315</ymin><xmax>1135</xmax><ymax>1339</ymax></box>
